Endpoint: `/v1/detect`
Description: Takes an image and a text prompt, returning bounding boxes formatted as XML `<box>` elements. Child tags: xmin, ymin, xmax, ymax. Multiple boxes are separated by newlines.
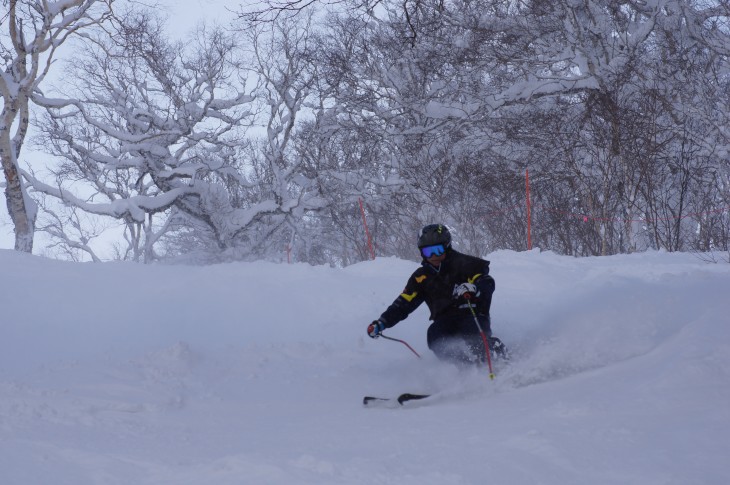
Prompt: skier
<box><xmin>367</xmin><ymin>223</ymin><xmax>507</xmax><ymax>364</ymax></box>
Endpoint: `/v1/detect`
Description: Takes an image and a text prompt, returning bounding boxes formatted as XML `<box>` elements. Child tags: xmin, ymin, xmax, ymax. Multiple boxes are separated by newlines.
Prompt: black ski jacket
<box><xmin>379</xmin><ymin>249</ymin><xmax>493</xmax><ymax>328</ymax></box>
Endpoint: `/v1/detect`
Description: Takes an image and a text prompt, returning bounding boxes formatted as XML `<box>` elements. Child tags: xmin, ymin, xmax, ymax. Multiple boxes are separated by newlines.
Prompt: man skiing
<box><xmin>367</xmin><ymin>223</ymin><xmax>507</xmax><ymax>363</ymax></box>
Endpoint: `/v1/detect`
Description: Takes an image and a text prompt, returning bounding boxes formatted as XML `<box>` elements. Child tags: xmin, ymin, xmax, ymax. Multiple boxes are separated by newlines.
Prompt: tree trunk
<box><xmin>0</xmin><ymin>130</ymin><xmax>35</xmax><ymax>253</ymax></box>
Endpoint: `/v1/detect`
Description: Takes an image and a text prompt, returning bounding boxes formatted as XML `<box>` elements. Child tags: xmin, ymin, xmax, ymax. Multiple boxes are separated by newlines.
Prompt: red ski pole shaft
<box><xmin>380</xmin><ymin>333</ymin><xmax>421</xmax><ymax>359</ymax></box>
<box><xmin>465</xmin><ymin>298</ymin><xmax>495</xmax><ymax>380</ymax></box>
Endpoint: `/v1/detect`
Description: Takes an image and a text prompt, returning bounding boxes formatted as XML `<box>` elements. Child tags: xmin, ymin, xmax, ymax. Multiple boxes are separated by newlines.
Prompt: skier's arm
<box><xmin>378</xmin><ymin>275</ymin><xmax>425</xmax><ymax>328</ymax></box>
<box><xmin>470</xmin><ymin>261</ymin><xmax>494</xmax><ymax>315</ymax></box>
<box><xmin>469</xmin><ymin>261</ymin><xmax>491</xmax><ymax>290</ymax></box>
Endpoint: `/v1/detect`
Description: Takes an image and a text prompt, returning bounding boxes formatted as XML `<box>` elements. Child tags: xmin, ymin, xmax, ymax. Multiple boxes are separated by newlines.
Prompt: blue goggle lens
<box><xmin>420</xmin><ymin>244</ymin><xmax>445</xmax><ymax>258</ymax></box>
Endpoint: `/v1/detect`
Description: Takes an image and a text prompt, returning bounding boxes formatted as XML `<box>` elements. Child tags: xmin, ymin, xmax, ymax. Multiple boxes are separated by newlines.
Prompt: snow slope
<box><xmin>1</xmin><ymin>249</ymin><xmax>729</xmax><ymax>485</ymax></box>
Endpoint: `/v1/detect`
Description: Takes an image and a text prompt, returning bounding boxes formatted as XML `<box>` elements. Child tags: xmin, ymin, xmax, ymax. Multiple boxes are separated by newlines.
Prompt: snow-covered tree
<box><xmin>26</xmin><ymin>11</ymin><xmax>259</xmax><ymax>261</ymax></box>
<box><xmin>28</xmin><ymin>10</ymin><xmax>344</xmax><ymax>262</ymax></box>
<box><xmin>16</xmin><ymin>0</ymin><xmax>730</xmax><ymax>262</ymax></box>
<box><xmin>305</xmin><ymin>0</ymin><xmax>730</xmax><ymax>257</ymax></box>
<box><xmin>1</xmin><ymin>0</ymin><xmax>112</xmax><ymax>252</ymax></box>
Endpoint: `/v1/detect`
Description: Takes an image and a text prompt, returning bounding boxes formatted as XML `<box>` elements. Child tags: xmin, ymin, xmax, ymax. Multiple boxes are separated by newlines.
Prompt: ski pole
<box><xmin>464</xmin><ymin>297</ymin><xmax>495</xmax><ymax>380</ymax></box>
<box><xmin>380</xmin><ymin>333</ymin><xmax>422</xmax><ymax>359</ymax></box>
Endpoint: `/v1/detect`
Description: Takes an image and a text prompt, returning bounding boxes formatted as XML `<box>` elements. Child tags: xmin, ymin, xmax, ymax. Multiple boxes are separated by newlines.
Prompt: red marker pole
<box><xmin>526</xmin><ymin>169</ymin><xmax>532</xmax><ymax>250</ymax></box>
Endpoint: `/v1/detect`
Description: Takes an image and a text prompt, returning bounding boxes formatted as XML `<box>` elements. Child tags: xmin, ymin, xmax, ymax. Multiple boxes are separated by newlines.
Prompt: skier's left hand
<box><xmin>367</xmin><ymin>320</ymin><xmax>386</xmax><ymax>338</ymax></box>
<box><xmin>453</xmin><ymin>282</ymin><xmax>478</xmax><ymax>301</ymax></box>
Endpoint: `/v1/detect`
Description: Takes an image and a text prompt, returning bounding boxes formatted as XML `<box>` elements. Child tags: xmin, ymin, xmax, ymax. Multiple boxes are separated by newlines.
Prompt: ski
<box><xmin>363</xmin><ymin>393</ymin><xmax>431</xmax><ymax>407</ymax></box>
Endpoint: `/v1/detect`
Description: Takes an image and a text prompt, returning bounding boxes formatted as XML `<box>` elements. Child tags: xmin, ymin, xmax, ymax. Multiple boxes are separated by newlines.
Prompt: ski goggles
<box><xmin>420</xmin><ymin>244</ymin><xmax>446</xmax><ymax>258</ymax></box>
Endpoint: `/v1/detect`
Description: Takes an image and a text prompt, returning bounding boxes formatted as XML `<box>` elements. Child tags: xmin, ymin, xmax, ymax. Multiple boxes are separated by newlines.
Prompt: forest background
<box><xmin>2</xmin><ymin>0</ymin><xmax>730</xmax><ymax>264</ymax></box>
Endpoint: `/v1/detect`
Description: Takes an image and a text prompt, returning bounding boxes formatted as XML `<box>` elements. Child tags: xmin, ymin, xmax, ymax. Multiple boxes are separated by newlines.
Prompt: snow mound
<box><xmin>1</xmin><ymin>249</ymin><xmax>729</xmax><ymax>485</ymax></box>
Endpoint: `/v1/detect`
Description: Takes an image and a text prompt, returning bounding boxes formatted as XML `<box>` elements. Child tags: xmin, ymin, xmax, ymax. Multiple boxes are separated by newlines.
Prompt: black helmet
<box><xmin>417</xmin><ymin>223</ymin><xmax>451</xmax><ymax>248</ymax></box>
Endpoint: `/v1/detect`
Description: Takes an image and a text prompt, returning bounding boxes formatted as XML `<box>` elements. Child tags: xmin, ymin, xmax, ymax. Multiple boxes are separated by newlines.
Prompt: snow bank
<box><xmin>1</xmin><ymin>249</ymin><xmax>729</xmax><ymax>484</ymax></box>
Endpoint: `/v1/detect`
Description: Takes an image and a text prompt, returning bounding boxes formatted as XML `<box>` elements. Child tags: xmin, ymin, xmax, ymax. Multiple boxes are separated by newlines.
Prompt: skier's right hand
<box><xmin>367</xmin><ymin>320</ymin><xmax>385</xmax><ymax>338</ymax></box>
<box><xmin>453</xmin><ymin>282</ymin><xmax>478</xmax><ymax>301</ymax></box>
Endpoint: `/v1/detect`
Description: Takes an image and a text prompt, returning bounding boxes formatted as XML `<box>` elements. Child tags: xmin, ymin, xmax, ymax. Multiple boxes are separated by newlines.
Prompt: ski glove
<box><xmin>367</xmin><ymin>320</ymin><xmax>386</xmax><ymax>338</ymax></box>
<box><xmin>453</xmin><ymin>282</ymin><xmax>479</xmax><ymax>301</ymax></box>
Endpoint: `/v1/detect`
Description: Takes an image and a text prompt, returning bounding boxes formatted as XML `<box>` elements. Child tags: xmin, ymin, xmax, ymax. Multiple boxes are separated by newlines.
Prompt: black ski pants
<box><xmin>426</xmin><ymin>312</ymin><xmax>492</xmax><ymax>363</ymax></box>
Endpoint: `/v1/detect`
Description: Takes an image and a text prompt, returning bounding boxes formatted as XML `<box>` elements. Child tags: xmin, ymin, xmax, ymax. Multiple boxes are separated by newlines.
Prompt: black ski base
<box><xmin>363</xmin><ymin>393</ymin><xmax>431</xmax><ymax>407</ymax></box>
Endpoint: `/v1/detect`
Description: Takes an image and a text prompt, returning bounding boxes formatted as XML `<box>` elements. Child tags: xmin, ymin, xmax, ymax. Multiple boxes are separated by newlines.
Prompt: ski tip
<box><xmin>397</xmin><ymin>393</ymin><xmax>431</xmax><ymax>405</ymax></box>
<box><xmin>363</xmin><ymin>393</ymin><xmax>431</xmax><ymax>407</ymax></box>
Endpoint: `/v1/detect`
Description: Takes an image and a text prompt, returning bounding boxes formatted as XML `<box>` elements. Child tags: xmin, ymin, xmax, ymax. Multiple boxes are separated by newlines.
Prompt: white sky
<box><xmin>155</xmin><ymin>0</ymin><xmax>239</xmax><ymax>37</ymax></box>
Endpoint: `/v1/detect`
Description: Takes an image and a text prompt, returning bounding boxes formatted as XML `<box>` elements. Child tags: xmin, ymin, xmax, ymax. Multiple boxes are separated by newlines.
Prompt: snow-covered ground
<box><xmin>2</xmin><ymin>249</ymin><xmax>729</xmax><ymax>485</ymax></box>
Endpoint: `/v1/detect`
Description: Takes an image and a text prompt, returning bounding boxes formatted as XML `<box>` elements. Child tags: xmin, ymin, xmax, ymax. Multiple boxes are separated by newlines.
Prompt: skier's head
<box><xmin>418</xmin><ymin>223</ymin><xmax>451</xmax><ymax>262</ymax></box>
